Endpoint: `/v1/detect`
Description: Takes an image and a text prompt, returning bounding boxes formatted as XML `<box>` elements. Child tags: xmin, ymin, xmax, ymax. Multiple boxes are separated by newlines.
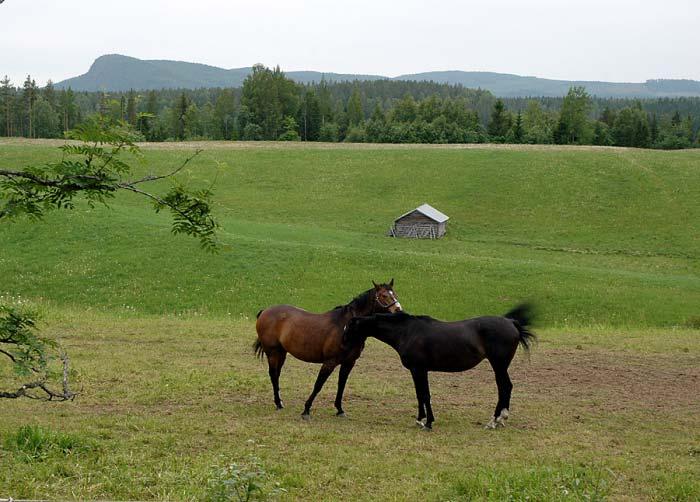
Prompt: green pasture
<box><xmin>1</xmin><ymin>142</ymin><xmax>699</xmax><ymax>326</ymax></box>
<box><xmin>1</xmin><ymin>141</ymin><xmax>699</xmax><ymax>500</ymax></box>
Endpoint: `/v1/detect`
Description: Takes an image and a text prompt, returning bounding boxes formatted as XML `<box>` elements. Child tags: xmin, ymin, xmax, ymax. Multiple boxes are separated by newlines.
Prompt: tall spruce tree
<box><xmin>43</xmin><ymin>80</ymin><xmax>56</xmax><ymax>109</ymax></box>
<box><xmin>146</xmin><ymin>90</ymin><xmax>158</xmax><ymax>115</ymax></box>
<box><xmin>487</xmin><ymin>99</ymin><xmax>509</xmax><ymax>140</ymax></box>
<box><xmin>649</xmin><ymin>113</ymin><xmax>659</xmax><ymax>145</ymax></box>
<box><xmin>172</xmin><ymin>92</ymin><xmax>190</xmax><ymax>140</ymax></box>
<box><xmin>126</xmin><ymin>90</ymin><xmax>137</xmax><ymax>126</ymax></box>
<box><xmin>299</xmin><ymin>90</ymin><xmax>321</xmax><ymax>141</ymax></box>
<box><xmin>512</xmin><ymin>111</ymin><xmax>524</xmax><ymax>143</ymax></box>
<box><xmin>317</xmin><ymin>78</ymin><xmax>334</xmax><ymax>124</ymax></box>
<box><xmin>1</xmin><ymin>76</ymin><xmax>13</xmax><ymax>136</ymax></box>
<box><xmin>346</xmin><ymin>87</ymin><xmax>364</xmax><ymax>126</ymax></box>
<box><xmin>58</xmin><ymin>88</ymin><xmax>76</xmax><ymax>132</ymax></box>
<box><xmin>22</xmin><ymin>76</ymin><xmax>38</xmax><ymax>138</ymax></box>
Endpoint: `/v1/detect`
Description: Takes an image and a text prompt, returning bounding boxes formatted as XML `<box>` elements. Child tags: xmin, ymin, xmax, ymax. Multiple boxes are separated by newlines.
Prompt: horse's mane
<box><xmin>372</xmin><ymin>312</ymin><xmax>433</xmax><ymax>323</ymax></box>
<box><xmin>332</xmin><ymin>289</ymin><xmax>373</xmax><ymax>315</ymax></box>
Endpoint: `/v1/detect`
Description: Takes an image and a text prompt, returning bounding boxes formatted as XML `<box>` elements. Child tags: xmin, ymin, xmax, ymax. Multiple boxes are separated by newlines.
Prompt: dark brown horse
<box><xmin>254</xmin><ymin>280</ymin><xmax>402</xmax><ymax>418</ymax></box>
<box><xmin>344</xmin><ymin>304</ymin><xmax>535</xmax><ymax>430</ymax></box>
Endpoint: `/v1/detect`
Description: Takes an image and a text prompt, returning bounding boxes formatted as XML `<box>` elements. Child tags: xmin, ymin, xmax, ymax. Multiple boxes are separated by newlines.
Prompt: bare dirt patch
<box><xmin>348</xmin><ymin>344</ymin><xmax>700</xmax><ymax>416</ymax></box>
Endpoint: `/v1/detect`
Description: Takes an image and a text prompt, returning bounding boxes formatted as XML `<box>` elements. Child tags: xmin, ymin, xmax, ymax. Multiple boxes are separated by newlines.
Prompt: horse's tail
<box><xmin>504</xmin><ymin>303</ymin><xmax>536</xmax><ymax>352</ymax></box>
<box><xmin>252</xmin><ymin>338</ymin><xmax>265</xmax><ymax>359</ymax></box>
<box><xmin>253</xmin><ymin>309</ymin><xmax>267</xmax><ymax>359</ymax></box>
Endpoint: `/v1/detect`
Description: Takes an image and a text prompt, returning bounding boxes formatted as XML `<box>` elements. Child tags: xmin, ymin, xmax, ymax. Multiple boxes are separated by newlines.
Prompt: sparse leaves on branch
<box><xmin>0</xmin><ymin>116</ymin><xmax>219</xmax><ymax>250</ymax></box>
<box><xmin>0</xmin><ymin>305</ymin><xmax>76</xmax><ymax>401</ymax></box>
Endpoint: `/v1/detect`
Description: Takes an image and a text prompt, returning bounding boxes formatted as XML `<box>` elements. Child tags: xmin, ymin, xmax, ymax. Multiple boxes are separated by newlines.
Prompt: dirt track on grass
<box><xmin>0</xmin><ymin>137</ymin><xmax>644</xmax><ymax>152</ymax></box>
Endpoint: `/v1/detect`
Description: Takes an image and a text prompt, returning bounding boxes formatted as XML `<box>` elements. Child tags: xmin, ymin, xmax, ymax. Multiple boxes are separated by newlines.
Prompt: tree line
<box><xmin>2</xmin><ymin>66</ymin><xmax>699</xmax><ymax>149</ymax></box>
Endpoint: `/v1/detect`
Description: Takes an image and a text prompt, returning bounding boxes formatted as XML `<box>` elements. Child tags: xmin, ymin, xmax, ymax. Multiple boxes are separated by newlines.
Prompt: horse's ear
<box><xmin>372</xmin><ymin>280</ymin><xmax>379</xmax><ymax>289</ymax></box>
<box><xmin>389</xmin><ymin>278</ymin><xmax>394</xmax><ymax>287</ymax></box>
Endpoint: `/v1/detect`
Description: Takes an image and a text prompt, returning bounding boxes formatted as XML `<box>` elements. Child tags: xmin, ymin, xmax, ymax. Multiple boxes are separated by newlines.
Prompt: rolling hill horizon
<box><xmin>53</xmin><ymin>54</ymin><xmax>700</xmax><ymax>98</ymax></box>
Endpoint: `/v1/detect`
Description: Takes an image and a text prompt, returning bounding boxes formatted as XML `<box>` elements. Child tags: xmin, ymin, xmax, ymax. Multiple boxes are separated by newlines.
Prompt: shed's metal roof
<box><xmin>395</xmin><ymin>203</ymin><xmax>449</xmax><ymax>223</ymax></box>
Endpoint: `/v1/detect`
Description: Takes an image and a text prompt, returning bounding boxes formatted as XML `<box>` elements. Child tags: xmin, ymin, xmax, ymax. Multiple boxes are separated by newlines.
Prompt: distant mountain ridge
<box><xmin>54</xmin><ymin>54</ymin><xmax>700</xmax><ymax>98</ymax></box>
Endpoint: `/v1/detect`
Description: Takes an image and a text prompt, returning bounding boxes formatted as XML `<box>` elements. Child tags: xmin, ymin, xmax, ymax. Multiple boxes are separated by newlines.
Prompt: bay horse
<box><xmin>254</xmin><ymin>280</ymin><xmax>402</xmax><ymax>419</ymax></box>
<box><xmin>344</xmin><ymin>304</ymin><xmax>535</xmax><ymax>430</ymax></box>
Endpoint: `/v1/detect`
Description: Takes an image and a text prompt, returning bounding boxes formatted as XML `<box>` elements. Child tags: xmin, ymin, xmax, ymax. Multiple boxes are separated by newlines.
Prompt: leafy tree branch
<box><xmin>0</xmin><ymin>116</ymin><xmax>219</xmax><ymax>250</ymax></box>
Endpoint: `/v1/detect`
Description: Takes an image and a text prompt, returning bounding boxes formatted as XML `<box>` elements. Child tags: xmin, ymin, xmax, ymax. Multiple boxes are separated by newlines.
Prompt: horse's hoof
<box><xmin>484</xmin><ymin>418</ymin><xmax>497</xmax><ymax>430</ymax></box>
<box><xmin>415</xmin><ymin>419</ymin><xmax>425</xmax><ymax>428</ymax></box>
<box><xmin>275</xmin><ymin>404</ymin><xmax>284</xmax><ymax>411</ymax></box>
<box><xmin>336</xmin><ymin>412</ymin><xmax>346</xmax><ymax>418</ymax></box>
<box><xmin>495</xmin><ymin>409</ymin><xmax>509</xmax><ymax>427</ymax></box>
<box><xmin>301</xmin><ymin>413</ymin><xmax>311</xmax><ymax>421</ymax></box>
<box><xmin>421</xmin><ymin>424</ymin><xmax>433</xmax><ymax>432</ymax></box>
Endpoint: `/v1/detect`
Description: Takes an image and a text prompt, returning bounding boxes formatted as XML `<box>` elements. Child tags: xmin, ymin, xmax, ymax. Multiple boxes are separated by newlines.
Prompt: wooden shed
<box><xmin>389</xmin><ymin>203</ymin><xmax>449</xmax><ymax>239</ymax></box>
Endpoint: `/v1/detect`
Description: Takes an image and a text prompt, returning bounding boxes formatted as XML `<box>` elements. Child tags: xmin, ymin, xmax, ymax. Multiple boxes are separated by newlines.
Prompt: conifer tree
<box><xmin>173</xmin><ymin>92</ymin><xmax>190</xmax><ymax>140</ymax></box>
<box><xmin>299</xmin><ymin>90</ymin><xmax>321</xmax><ymax>141</ymax></box>
<box><xmin>146</xmin><ymin>90</ymin><xmax>158</xmax><ymax>115</ymax></box>
<box><xmin>512</xmin><ymin>111</ymin><xmax>524</xmax><ymax>143</ymax></box>
<box><xmin>317</xmin><ymin>78</ymin><xmax>334</xmax><ymax>124</ymax></box>
<box><xmin>346</xmin><ymin>87</ymin><xmax>364</xmax><ymax>126</ymax></box>
<box><xmin>683</xmin><ymin>114</ymin><xmax>695</xmax><ymax>143</ymax></box>
<box><xmin>487</xmin><ymin>99</ymin><xmax>509</xmax><ymax>140</ymax></box>
<box><xmin>22</xmin><ymin>76</ymin><xmax>38</xmax><ymax>138</ymax></box>
<box><xmin>671</xmin><ymin>111</ymin><xmax>682</xmax><ymax>126</ymax></box>
<box><xmin>43</xmin><ymin>80</ymin><xmax>56</xmax><ymax>109</ymax></box>
<box><xmin>1</xmin><ymin>76</ymin><xmax>13</xmax><ymax>136</ymax></box>
<box><xmin>649</xmin><ymin>113</ymin><xmax>659</xmax><ymax>145</ymax></box>
<box><xmin>126</xmin><ymin>90</ymin><xmax>137</xmax><ymax>126</ymax></box>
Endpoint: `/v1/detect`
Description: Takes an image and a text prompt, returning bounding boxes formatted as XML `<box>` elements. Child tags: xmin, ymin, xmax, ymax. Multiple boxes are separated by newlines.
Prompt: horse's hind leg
<box><xmin>486</xmin><ymin>362</ymin><xmax>513</xmax><ymax>429</ymax></box>
<box><xmin>334</xmin><ymin>360</ymin><xmax>356</xmax><ymax>417</ymax></box>
<box><xmin>411</xmin><ymin>368</ymin><xmax>434</xmax><ymax>430</ymax></box>
<box><xmin>302</xmin><ymin>362</ymin><xmax>336</xmax><ymax>419</ymax></box>
<box><xmin>410</xmin><ymin>368</ymin><xmax>427</xmax><ymax>426</ymax></box>
<box><xmin>267</xmin><ymin>350</ymin><xmax>287</xmax><ymax>410</ymax></box>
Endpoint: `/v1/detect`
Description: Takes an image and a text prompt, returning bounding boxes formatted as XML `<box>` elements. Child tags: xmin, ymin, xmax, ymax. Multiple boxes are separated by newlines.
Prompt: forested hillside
<box><xmin>2</xmin><ymin>66</ymin><xmax>699</xmax><ymax>149</ymax></box>
<box><xmin>53</xmin><ymin>55</ymin><xmax>700</xmax><ymax>99</ymax></box>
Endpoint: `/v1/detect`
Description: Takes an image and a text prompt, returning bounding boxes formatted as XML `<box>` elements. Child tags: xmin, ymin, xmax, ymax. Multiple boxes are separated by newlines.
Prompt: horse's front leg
<box><xmin>302</xmin><ymin>362</ymin><xmax>336</xmax><ymax>419</ymax></box>
<box><xmin>334</xmin><ymin>360</ymin><xmax>356</xmax><ymax>417</ymax></box>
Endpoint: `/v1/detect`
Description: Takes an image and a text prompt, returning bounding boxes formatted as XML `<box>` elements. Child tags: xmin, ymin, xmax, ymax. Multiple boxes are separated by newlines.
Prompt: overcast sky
<box><xmin>2</xmin><ymin>0</ymin><xmax>699</xmax><ymax>86</ymax></box>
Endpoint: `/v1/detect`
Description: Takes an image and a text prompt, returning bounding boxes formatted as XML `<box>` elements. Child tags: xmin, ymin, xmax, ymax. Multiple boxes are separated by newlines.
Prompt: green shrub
<box><xmin>444</xmin><ymin>463</ymin><xmax>612</xmax><ymax>501</ymax></box>
<box><xmin>3</xmin><ymin>424</ymin><xmax>93</xmax><ymax>462</ymax></box>
<box><xmin>205</xmin><ymin>456</ymin><xmax>285</xmax><ymax>502</ymax></box>
<box><xmin>344</xmin><ymin>126</ymin><xmax>366</xmax><ymax>143</ymax></box>
<box><xmin>318</xmin><ymin>122</ymin><xmax>339</xmax><ymax>142</ymax></box>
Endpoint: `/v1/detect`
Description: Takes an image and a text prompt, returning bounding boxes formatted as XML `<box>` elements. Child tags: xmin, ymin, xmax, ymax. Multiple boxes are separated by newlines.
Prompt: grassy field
<box><xmin>1</xmin><ymin>140</ymin><xmax>699</xmax><ymax>500</ymax></box>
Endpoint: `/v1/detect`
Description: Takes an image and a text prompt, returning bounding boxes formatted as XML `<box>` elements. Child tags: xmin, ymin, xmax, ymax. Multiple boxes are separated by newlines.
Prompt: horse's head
<box><xmin>372</xmin><ymin>278</ymin><xmax>402</xmax><ymax>314</ymax></box>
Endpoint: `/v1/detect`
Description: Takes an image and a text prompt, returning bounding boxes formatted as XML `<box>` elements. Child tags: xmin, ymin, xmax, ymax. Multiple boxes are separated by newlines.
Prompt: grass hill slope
<box><xmin>1</xmin><ymin>141</ymin><xmax>698</xmax><ymax>327</ymax></box>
